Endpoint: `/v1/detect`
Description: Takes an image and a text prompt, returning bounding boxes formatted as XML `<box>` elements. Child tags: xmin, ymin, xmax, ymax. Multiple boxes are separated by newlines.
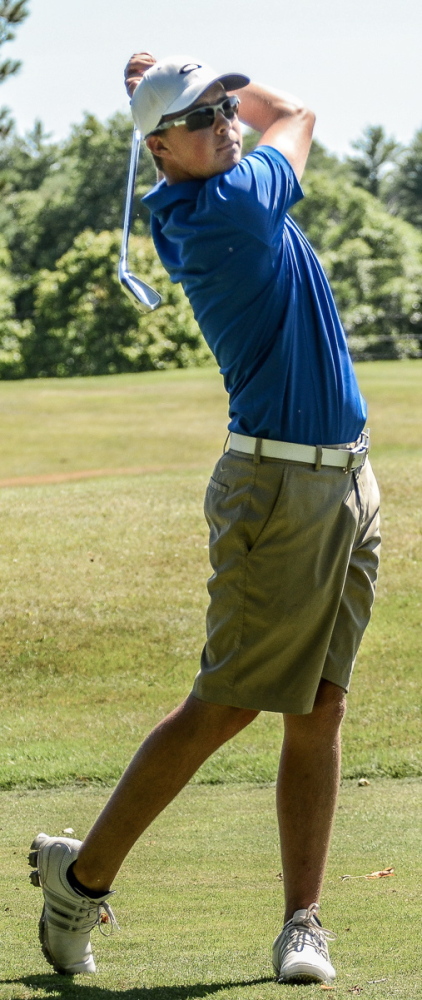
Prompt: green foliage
<box><xmin>0</xmin><ymin>236</ymin><xmax>29</xmax><ymax>376</ymax></box>
<box><xmin>293</xmin><ymin>172</ymin><xmax>422</xmax><ymax>359</ymax></box>
<box><xmin>347</xmin><ymin>124</ymin><xmax>400</xmax><ymax>198</ymax></box>
<box><xmin>24</xmin><ymin>229</ymin><xmax>211</xmax><ymax>377</ymax></box>
<box><xmin>241</xmin><ymin>126</ymin><xmax>260</xmax><ymax>154</ymax></box>
<box><xmin>0</xmin><ymin>0</ymin><xmax>29</xmax><ymax>139</ymax></box>
<box><xmin>0</xmin><ymin>110</ymin><xmax>212</xmax><ymax>378</ymax></box>
<box><xmin>0</xmin><ymin>112</ymin><xmax>156</xmax><ymax>281</ymax></box>
<box><xmin>0</xmin><ymin>119</ymin><xmax>58</xmax><ymax>191</ymax></box>
<box><xmin>55</xmin><ymin>112</ymin><xmax>155</xmax><ymax>242</ymax></box>
<box><xmin>0</xmin><ymin>0</ymin><xmax>29</xmax><ymax>81</ymax></box>
<box><xmin>389</xmin><ymin>127</ymin><xmax>422</xmax><ymax>229</ymax></box>
<box><xmin>0</xmin><ymin>103</ymin><xmax>12</xmax><ymax>137</ymax></box>
<box><xmin>306</xmin><ymin>138</ymin><xmax>349</xmax><ymax>177</ymax></box>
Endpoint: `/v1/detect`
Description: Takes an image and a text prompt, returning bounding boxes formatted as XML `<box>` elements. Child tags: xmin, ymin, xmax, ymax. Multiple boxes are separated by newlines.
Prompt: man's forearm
<box><xmin>231</xmin><ymin>81</ymin><xmax>314</xmax><ymax>135</ymax></box>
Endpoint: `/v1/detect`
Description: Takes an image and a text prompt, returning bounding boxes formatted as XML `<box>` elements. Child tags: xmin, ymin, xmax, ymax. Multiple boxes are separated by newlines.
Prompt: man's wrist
<box><xmin>126</xmin><ymin>76</ymin><xmax>142</xmax><ymax>97</ymax></box>
<box><xmin>124</xmin><ymin>52</ymin><xmax>156</xmax><ymax>97</ymax></box>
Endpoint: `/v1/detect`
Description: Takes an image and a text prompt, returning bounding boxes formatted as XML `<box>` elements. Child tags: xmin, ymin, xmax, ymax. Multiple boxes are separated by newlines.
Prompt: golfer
<box><xmin>29</xmin><ymin>52</ymin><xmax>381</xmax><ymax>985</ymax></box>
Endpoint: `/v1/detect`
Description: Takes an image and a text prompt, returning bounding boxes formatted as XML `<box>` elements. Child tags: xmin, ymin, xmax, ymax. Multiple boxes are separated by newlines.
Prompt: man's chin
<box><xmin>218</xmin><ymin>143</ymin><xmax>241</xmax><ymax>166</ymax></box>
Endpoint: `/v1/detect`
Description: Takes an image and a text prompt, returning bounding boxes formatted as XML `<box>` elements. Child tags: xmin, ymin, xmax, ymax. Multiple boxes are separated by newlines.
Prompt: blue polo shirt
<box><xmin>143</xmin><ymin>146</ymin><xmax>366</xmax><ymax>446</ymax></box>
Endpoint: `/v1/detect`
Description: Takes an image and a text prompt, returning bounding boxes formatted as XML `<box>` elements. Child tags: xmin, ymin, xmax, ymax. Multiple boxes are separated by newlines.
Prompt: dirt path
<box><xmin>0</xmin><ymin>462</ymin><xmax>205</xmax><ymax>488</ymax></box>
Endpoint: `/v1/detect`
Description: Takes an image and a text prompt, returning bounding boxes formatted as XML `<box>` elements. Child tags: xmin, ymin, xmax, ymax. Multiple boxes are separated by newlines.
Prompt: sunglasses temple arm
<box><xmin>120</xmin><ymin>127</ymin><xmax>141</xmax><ymax>272</ymax></box>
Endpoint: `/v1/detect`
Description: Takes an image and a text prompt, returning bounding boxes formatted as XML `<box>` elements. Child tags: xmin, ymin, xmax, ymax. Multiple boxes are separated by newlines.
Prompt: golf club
<box><xmin>118</xmin><ymin>127</ymin><xmax>162</xmax><ymax>313</ymax></box>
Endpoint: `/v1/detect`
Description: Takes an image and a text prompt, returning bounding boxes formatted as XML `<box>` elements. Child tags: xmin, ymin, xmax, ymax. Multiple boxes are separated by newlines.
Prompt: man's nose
<box><xmin>214</xmin><ymin>111</ymin><xmax>231</xmax><ymax>132</ymax></box>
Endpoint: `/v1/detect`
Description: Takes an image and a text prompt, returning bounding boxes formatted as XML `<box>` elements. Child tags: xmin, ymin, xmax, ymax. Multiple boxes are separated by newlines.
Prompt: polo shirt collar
<box><xmin>143</xmin><ymin>177</ymin><xmax>204</xmax><ymax>212</ymax></box>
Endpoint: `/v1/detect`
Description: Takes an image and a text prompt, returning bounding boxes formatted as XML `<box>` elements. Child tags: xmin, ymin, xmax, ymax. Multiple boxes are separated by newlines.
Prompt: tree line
<box><xmin>0</xmin><ymin>2</ymin><xmax>421</xmax><ymax>377</ymax></box>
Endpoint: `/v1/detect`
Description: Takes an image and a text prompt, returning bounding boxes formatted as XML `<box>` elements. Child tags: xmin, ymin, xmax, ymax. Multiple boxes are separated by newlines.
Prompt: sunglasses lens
<box><xmin>222</xmin><ymin>99</ymin><xmax>237</xmax><ymax>120</ymax></box>
<box><xmin>185</xmin><ymin>108</ymin><xmax>215</xmax><ymax>132</ymax></box>
<box><xmin>185</xmin><ymin>97</ymin><xmax>239</xmax><ymax>132</ymax></box>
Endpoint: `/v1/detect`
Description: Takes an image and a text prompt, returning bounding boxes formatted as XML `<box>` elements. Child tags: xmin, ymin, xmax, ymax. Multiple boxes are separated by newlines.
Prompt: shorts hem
<box><xmin>191</xmin><ymin>681</ymin><xmax>318</xmax><ymax>715</ymax></box>
<box><xmin>321</xmin><ymin>658</ymin><xmax>356</xmax><ymax>694</ymax></box>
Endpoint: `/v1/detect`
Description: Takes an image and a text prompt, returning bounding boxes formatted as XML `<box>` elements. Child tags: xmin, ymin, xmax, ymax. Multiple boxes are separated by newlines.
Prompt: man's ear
<box><xmin>146</xmin><ymin>134</ymin><xmax>172</xmax><ymax>162</ymax></box>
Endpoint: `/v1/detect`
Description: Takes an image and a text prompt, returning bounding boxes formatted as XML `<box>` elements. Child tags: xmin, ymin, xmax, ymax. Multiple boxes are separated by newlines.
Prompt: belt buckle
<box><xmin>359</xmin><ymin>430</ymin><xmax>370</xmax><ymax>451</ymax></box>
<box><xmin>343</xmin><ymin>430</ymin><xmax>369</xmax><ymax>473</ymax></box>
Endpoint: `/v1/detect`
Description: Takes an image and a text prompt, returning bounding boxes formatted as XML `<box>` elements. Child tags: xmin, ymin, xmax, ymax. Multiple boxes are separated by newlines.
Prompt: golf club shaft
<box><xmin>120</xmin><ymin>128</ymin><xmax>141</xmax><ymax>271</ymax></box>
<box><xmin>118</xmin><ymin>129</ymin><xmax>162</xmax><ymax>312</ymax></box>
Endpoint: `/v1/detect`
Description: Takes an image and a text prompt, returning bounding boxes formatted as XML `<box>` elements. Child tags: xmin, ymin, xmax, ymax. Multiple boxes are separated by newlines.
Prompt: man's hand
<box><xmin>124</xmin><ymin>52</ymin><xmax>156</xmax><ymax>97</ymax></box>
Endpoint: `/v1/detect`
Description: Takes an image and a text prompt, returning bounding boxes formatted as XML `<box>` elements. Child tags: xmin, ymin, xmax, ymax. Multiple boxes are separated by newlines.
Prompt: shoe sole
<box><xmin>274</xmin><ymin>954</ymin><xmax>335</xmax><ymax>984</ymax></box>
<box><xmin>28</xmin><ymin>833</ymin><xmax>77</xmax><ymax>976</ymax></box>
<box><xmin>28</xmin><ymin>832</ymin><xmax>50</xmax><ymax>871</ymax></box>
<box><xmin>275</xmin><ymin>962</ymin><xmax>335</xmax><ymax>985</ymax></box>
<box><xmin>277</xmin><ymin>972</ymin><xmax>329</xmax><ymax>984</ymax></box>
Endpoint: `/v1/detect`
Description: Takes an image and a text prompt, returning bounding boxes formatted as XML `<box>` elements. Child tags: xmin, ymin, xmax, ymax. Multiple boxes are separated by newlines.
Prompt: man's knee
<box><xmin>184</xmin><ymin>693</ymin><xmax>259</xmax><ymax>741</ymax></box>
<box><xmin>283</xmin><ymin>680</ymin><xmax>346</xmax><ymax>743</ymax></box>
<box><xmin>296</xmin><ymin>680</ymin><xmax>347</xmax><ymax>743</ymax></box>
<box><xmin>313</xmin><ymin>679</ymin><xmax>347</xmax><ymax>728</ymax></box>
<box><xmin>221</xmin><ymin>704</ymin><xmax>260</xmax><ymax>737</ymax></box>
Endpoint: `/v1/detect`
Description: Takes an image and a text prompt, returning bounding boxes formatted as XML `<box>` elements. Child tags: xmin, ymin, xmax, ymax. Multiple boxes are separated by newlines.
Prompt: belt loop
<box><xmin>223</xmin><ymin>432</ymin><xmax>230</xmax><ymax>454</ymax></box>
<box><xmin>253</xmin><ymin>437</ymin><xmax>262</xmax><ymax>464</ymax></box>
<box><xmin>345</xmin><ymin>452</ymin><xmax>355</xmax><ymax>473</ymax></box>
<box><xmin>314</xmin><ymin>445</ymin><xmax>322</xmax><ymax>471</ymax></box>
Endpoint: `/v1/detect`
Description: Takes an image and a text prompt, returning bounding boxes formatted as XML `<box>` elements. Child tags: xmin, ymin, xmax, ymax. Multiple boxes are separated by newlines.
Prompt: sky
<box><xmin>1</xmin><ymin>0</ymin><xmax>421</xmax><ymax>157</ymax></box>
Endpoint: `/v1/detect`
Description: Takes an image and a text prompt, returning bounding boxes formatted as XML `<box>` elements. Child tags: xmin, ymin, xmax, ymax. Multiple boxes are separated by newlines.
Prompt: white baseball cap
<box><xmin>131</xmin><ymin>55</ymin><xmax>250</xmax><ymax>137</ymax></box>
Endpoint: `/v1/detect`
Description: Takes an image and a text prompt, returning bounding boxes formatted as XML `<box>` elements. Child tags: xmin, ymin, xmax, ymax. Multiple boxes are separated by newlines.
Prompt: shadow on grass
<box><xmin>0</xmin><ymin>975</ymin><xmax>274</xmax><ymax>999</ymax></box>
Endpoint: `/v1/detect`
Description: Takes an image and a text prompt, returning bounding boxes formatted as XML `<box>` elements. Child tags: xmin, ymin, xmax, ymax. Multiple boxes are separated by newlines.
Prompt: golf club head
<box><xmin>119</xmin><ymin>128</ymin><xmax>162</xmax><ymax>314</ymax></box>
<box><xmin>118</xmin><ymin>263</ymin><xmax>162</xmax><ymax>313</ymax></box>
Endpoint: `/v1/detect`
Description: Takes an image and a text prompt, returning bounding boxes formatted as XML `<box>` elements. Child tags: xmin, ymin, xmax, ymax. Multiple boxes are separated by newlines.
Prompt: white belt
<box><xmin>229</xmin><ymin>432</ymin><xmax>369</xmax><ymax>472</ymax></box>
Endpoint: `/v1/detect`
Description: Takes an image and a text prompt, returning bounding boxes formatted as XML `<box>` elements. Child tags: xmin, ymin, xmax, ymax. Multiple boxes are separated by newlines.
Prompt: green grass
<box><xmin>0</xmin><ymin>368</ymin><xmax>228</xmax><ymax>481</ymax></box>
<box><xmin>0</xmin><ymin>363</ymin><xmax>421</xmax><ymax>997</ymax></box>
<box><xmin>0</xmin><ymin>361</ymin><xmax>421</xmax><ymax>788</ymax></box>
<box><xmin>0</xmin><ymin>779</ymin><xmax>421</xmax><ymax>999</ymax></box>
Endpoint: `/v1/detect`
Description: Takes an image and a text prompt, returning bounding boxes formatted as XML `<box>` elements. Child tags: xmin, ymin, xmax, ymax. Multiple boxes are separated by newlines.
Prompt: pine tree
<box><xmin>389</xmin><ymin>129</ymin><xmax>422</xmax><ymax>230</ymax></box>
<box><xmin>347</xmin><ymin>125</ymin><xmax>400</xmax><ymax>199</ymax></box>
<box><xmin>0</xmin><ymin>0</ymin><xmax>30</xmax><ymax>136</ymax></box>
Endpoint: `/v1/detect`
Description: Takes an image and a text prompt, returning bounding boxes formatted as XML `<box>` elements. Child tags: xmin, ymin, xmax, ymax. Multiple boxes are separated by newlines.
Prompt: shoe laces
<box><xmin>97</xmin><ymin>899</ymin><xmax>119</xmax><ymax>937</ymax></box>
<box><xmin>298</xmin><ymin>903</ymin><xmax>336</xmax><ymax>941</ymax></box>
<box><xmin>44</xmin><ymin>885</ymin><xmax>119</xmax><ymax>937</ymax></box>
<box><xmin>283</xmin><ymin>903</ymin><xmax>336</xmax><ymax>960</ymax></box>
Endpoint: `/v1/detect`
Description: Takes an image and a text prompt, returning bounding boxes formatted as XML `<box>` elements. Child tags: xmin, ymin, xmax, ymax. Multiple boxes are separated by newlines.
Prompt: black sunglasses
<box><xmin>154</xmin><ymin>95</ymin><xmax>240</xmax><ymax>134</ymax></box>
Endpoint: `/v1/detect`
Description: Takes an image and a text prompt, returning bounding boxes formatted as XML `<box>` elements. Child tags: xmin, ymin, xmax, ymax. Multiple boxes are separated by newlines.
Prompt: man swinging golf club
<box><xmin>28</xmin><ymin>51</ymin><xmax>381</xmax><ymax>984</ymax></box>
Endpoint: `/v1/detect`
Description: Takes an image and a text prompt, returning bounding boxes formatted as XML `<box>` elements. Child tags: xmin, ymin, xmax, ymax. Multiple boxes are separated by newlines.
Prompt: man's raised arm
<box><xmin>230</xmin><ymin>81</ymin><xmax>315</xmax><ymax>180</ymax></box>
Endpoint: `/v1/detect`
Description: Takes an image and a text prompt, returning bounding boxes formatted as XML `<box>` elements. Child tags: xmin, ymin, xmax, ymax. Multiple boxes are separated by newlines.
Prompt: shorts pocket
<box><xmin>208</xmin><ymin>476</ymin><xmax>230</xmax><ymax>494</ymax></box>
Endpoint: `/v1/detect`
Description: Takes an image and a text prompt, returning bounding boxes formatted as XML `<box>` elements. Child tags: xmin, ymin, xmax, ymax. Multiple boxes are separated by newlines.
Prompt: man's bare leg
<box><xmin>74</xmin><ymin>693</ymin><xmax>258</xmax><ymax>893</ymax></box>
<box><xmin>277</xmin><ymin>678</ymin><xmax>346</xmax><ymax>922</ymax></box>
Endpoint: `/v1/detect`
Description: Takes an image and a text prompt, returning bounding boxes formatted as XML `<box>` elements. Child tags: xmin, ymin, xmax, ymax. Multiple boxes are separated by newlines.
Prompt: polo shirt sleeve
<box><xmin>206</xmin><ymin>146</ymin><xmax>304</xmax><ymax>246</ymax></box>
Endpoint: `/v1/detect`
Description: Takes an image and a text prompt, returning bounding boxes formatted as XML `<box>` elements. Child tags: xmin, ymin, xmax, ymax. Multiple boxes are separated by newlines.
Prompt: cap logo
<box><xmin>179</xmin><ymin>63</ymin><xmax>201</xmax><ymax>74</ymax></box>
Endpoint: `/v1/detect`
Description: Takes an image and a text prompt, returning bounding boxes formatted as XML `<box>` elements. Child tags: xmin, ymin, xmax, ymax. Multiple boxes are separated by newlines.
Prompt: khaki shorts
<box><xmin>192</xmin><ymin>448</ymin><xmax>381</xmax><ymax>714</ymax></box>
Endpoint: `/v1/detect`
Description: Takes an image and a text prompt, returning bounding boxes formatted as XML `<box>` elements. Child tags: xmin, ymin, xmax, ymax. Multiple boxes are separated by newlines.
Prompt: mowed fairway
<box><xmin>0</xmin><ymin>361</ymin><xmax>421</xmax><ymax>787</ymax></box>
<box><xmin>1</xmin><ymin>780</ymin><xmax>421</xmax><ymax>1000</ymax></box>
<box><xmin>0</xmin><ymin>361</ymin><xmax>421</xmax><ymax>998</ymax></box>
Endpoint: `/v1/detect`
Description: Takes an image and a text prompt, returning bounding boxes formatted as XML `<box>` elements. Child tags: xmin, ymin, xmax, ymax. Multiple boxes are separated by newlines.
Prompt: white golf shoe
<box><xmin>272</xmin><ymin>902</ymin><xmax>336</xmax><ymax>984</ymax></box>
<box><xmin>28</xmin><ymin>832</ymin><xmax>117</xmax><ymax>975</ymax></box>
